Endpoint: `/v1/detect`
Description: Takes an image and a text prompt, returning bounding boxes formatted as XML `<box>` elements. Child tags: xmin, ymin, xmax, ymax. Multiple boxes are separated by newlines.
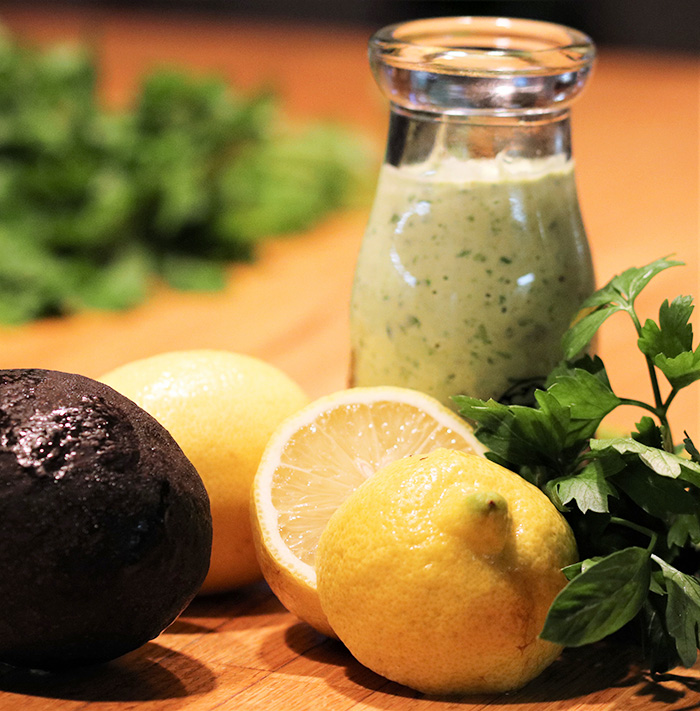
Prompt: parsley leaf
<box><xmin>685</xmin><ymin>434</ymin><xmax>700</xmax><ymax>463</ymax></box>
<box><xmin>590</xmin><ymin>438</ymin><xmax>700</xmax><ymax>487</ymax></box>
<box><xmin>655</xmin><ymin>348</ymin><xmax>700</xmax><ymax>389</ymax></box>
<box><xmin>638</xmin><ymin>296</ymin><xmax>694</xmax><ymax>359</ymax></box>
<box><xmin>562</xmin><ymin>257</ymin><xmax>682</xmax><ymax>359</ymax></box>
<box><xmin>667</xmin><ymin>515</ymin><xmax>700</xmax><ymax>548</ymax></box>
<box><xmin>653</xmin><ymin>557</ymin><xmax>700</xmax><ymax>667</ymax></box>
<box><xmin>546</xmin><ymin>368</ymin><xmax>621</xmax><ymax>440</ymax></box>
<box><xmin>546</xmin><ymin>458</ymin><xmax>620</xmax><ymax>514</ymax></box>
<box><xmin>541</xmin><ymin>547</ymin><xmax>652</xmax><ymax>647</ymax></box>
<box><xmin>453</xmin><ymin>396</ymin><xmax>571</xmax><ymax>470</ymax></box>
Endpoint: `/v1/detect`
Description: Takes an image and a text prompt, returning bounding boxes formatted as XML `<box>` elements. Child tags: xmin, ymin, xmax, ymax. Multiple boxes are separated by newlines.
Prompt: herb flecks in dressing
<box><xmin>350</xmin><ymin>155</ymin><xmax>594</xmax><ymax>406</ymax></box>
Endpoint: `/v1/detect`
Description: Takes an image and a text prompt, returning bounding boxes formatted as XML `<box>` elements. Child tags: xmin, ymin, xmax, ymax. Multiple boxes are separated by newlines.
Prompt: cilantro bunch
<box><xmin>0</xmin><ymin>30</ymin><xmax>372</xmax><ymax>324</ymax></box>
<box><xmin>455</xmin><ymin>257</ymin><xmax>700</xmax><ymax>673</ymax></box>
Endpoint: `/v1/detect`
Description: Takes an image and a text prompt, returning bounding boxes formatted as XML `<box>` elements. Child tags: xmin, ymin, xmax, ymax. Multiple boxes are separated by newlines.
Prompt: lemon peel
<box><xmin>316</xmin><ymin>448</ymin><xmax>578</xmax><ymax>695</ymax></box>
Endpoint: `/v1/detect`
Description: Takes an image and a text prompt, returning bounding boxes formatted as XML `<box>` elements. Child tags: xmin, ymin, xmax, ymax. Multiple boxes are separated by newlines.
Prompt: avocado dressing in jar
<box><xmin>350</xmin><ymin>17</ymin><xmax>596</xmax><ymax>406</ymax></box>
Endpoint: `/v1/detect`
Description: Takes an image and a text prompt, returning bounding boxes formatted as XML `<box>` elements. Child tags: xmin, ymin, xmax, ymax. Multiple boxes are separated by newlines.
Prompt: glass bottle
<box><xmin>349</xmin><ymin>16</ymin><xmax>597</xmax><ymax>407</ymax></box>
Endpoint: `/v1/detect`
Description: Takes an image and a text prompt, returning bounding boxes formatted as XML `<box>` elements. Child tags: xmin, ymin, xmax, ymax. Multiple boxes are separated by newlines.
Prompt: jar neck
<box><xmin>385</xmin><ymin>107</ymin><xmax>573</xmax><ymax>167</ymax></box>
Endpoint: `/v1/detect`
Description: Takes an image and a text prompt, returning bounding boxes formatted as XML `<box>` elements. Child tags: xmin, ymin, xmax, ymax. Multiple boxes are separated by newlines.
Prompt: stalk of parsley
<box><xmin>455</xmin><ymin>257</ymin><xmax>700</xmax><ymax>673</ymax></box>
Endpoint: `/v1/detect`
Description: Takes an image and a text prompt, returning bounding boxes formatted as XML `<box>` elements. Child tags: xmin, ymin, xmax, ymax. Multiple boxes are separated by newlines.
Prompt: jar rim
<box><xmin>370</xmin><ymin>16</ymin><xmax>596</xmax><ymax>76</ymax></box>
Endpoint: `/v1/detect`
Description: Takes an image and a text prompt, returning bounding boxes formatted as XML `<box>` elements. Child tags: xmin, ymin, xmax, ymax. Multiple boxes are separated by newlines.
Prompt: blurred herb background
<box><xmin>0</xmin><ymin>26</ymin><xmax>373</xmax><ymax>325</ymax></box>
<box><xmin>0</xmin><ymin>0</ymin><xmax>695</xmax><ymax>326</ymax></box>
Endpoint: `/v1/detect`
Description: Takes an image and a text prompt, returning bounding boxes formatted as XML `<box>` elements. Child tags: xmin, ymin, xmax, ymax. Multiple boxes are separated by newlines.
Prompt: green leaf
<box><xmin>685</xmin><ymin>434</ymin><xmax>700</xmax><ymax>463</ymax></box>
<box><xmin>532</xmin><ymin>389</ymin><xmax>572</xmax><ymax>445</ymax></box>
<box><xmin>455</xmin><ymin>395</ymin><xmax>570</xmax><ymax>470</ymax></box>
<box><xmin>562</xmin><ymin>257</ymin><xmax>684</xmax><ymax>359</ymax></box>
<box><xmin>632</xmin><ymin>416</ymin><xmax>664</xmax><ymax>448</ymax></box>
<box><xmin>546</xmin><ymin>354</ymin><xmax>612</xmax><ymax>389</ymax></box>
<box><xmin>654</xmin><ymin>347</ymin><xmax>700</xmax><ymax>389</ymax></box>
<box><xmin>638</xmin><ymin>296</ymin><xmax>694</xmax><ymax>360</ymax></box>
<box><xmin>649</xmin><ymin>570</ymin><xmax>667</xmax><ymax>596</ymax></box>
<box><xmin>562</xmin><ymin>305</ymin><xmax>620</xmax><ymax>360</ymax></box>
<box><xmin>605</xmin><ymin>256</ymin><xmax>683</xmax><ymax>307</ymax></box>
<box><xmin>547</xmin><ymin>368</ymin><xmax>621</xmax><ymax>438</ymax></box>
<box><xmin>641</xmin><ymin>597</ymin><xmax>683</xmax><ymax>674</ymax></box>
<box><xmin>667</xmin><ymin>514</ymin><xmax>700</xmax><ymax>548</ymax></box>
<box><xmin>613</xmin><ymin>462</ymin><xmax>698</xmax><ymax>518</ymax></box>
<box><xmin>547</xmin><ymin>459</ymin><xmax>620</xmax><ymax>514</ymax></box>
<box><xmin>0</xmin><ymin>224</ymin><xmax>67</xmax><ymax>322</ymax></box>
<box><xmin>590</xmin><ymin>438</ymin><xmax>700</xmax><ymax>487</ymax></box>
<box><xmin>562</xmin><ymin>557</ymin><xmax>605</xmax><ymax>580</ymax></box>
<box><xmin>653</xmin><ymin>557</ymin><xmax>700</xmax><ymax>667</ymax></box>
<box><xmin>541</xmin><ymin>547</ymin><xmax>652</xmax><ymax>647</ymax></box>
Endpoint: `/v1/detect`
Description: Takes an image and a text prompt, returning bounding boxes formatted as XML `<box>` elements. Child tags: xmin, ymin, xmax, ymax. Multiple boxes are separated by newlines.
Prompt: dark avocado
<box><xmin>0</xmin><ymin>368</ymin><xmax>212</xmax><ymax>670</ymax></box>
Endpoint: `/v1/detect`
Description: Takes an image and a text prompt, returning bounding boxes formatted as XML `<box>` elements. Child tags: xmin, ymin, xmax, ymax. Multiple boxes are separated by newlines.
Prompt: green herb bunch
<box><xmin>0</xmin><ymin>29</ymin><xmax>372</xmax><ymax>324</ymax></box>
<box><xmin>455</xmin><ymin>257</ymin><xmax>700</xmax><ymax>673</ymax></box>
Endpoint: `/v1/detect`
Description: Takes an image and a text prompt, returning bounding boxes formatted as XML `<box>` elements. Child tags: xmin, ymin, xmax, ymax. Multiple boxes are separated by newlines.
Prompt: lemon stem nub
<box><xmin>459</xmin><ymin>490</ymin><xmax>510</xmax><ymax>556</ymax></box>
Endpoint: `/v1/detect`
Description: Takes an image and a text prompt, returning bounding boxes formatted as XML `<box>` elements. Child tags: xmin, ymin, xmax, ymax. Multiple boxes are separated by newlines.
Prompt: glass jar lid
<box><xmin>369</xmin><ymin>16</ymin><xmax>596</xmax><ymax>117</ymax></box>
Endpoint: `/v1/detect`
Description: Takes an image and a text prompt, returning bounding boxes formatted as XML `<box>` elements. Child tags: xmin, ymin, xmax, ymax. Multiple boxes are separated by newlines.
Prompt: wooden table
<box><xmin>0</xmin><ymin>7</ymin><xmax>698</xmax><ymax>710</ymax></box>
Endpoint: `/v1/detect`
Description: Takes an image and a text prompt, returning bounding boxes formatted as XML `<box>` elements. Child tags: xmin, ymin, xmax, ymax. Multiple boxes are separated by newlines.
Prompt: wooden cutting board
<box><xmin>0</xmin><ymin>8</ymin><xmax>698</xmax><ymax>710</ymax></box>
<box><xmin>0</xmin><ymin>582</ymin><xmax>699</xmax><ymax>710</ymax></box>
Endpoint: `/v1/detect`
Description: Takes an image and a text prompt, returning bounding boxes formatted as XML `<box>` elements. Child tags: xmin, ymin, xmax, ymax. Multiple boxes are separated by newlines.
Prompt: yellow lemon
<box><xmin>251</xmin><ymin>386</ymin><xmax>485</xmax><ymax>637</ymax></box>
<box><xmin>101</xmin><ymin>350</ymin><xmax>309</xmax><ymax>594</ymax></box>
<box><xmin>316</xmin><ymin>448</ymin><xmax>577</xmax><ymax>695</ymax></box>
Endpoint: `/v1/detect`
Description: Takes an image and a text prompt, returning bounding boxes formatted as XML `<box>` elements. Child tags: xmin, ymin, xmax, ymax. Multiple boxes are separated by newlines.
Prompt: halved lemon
<box><xmin>250</xmin><ymin>386</ymin><xmax>485</xmax><ymax>637</ymax></box>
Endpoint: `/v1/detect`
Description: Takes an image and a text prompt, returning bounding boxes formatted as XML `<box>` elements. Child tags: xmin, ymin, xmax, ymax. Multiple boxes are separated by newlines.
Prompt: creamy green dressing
<box><xmin>349</xmin><ymin>155</ymin><xmax>594</xmax><ymax>406</ymax></box>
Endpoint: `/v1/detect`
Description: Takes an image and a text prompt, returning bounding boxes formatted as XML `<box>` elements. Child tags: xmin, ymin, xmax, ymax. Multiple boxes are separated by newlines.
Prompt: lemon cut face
<box><xmin>251</xmin><ymin>386</ymin><xmax>485</xmax><ymax>637</ymax></box>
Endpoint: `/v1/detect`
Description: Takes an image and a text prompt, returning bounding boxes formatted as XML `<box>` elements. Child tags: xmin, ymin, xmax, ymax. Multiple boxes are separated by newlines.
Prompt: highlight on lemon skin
<box><xmin>101</xmin><ymin>349</ymin><xmax>309</xmax><ymax>595</ymax></box>
<box><xmin>250</xmin><ymin>386</ymin><xmax>485</xmax><ymax>638</ymax></box>
<box><xmin>316</xmin><ymin>448</ymin><xmax>578</xmax><ymax>696</ymax></box>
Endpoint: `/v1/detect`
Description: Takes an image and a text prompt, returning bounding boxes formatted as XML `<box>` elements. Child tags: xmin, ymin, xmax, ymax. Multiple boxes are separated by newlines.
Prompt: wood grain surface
<box><xmin>0</xmin><ymin>7</ymin><xmax>698</xmax><ymax>710</ymax></box>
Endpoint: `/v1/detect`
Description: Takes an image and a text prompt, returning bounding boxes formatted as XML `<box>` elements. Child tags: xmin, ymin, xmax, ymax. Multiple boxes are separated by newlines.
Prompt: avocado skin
<box><xmin>0</xmin><ymin>368</ymin><xmax>212</xmax><ymax>670</ymax></box>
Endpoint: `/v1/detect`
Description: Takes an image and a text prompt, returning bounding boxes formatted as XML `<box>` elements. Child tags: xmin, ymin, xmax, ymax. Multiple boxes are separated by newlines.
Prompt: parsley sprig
<box><xmin>455</xmin><ymin>257</ymin><xmax>700</xmax><ymax>673</ymax></box>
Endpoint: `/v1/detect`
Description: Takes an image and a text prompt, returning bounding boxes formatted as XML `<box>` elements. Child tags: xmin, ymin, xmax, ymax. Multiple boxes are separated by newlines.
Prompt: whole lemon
<box><xmin>316</xmin><ymin>448</ymin><xmax>577</xmax><ymax>695</ymax></box>
<box><xmin>102</xmin><ymin>350</ymin><xmax>308</xmax><ymax>594</ymax></box>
